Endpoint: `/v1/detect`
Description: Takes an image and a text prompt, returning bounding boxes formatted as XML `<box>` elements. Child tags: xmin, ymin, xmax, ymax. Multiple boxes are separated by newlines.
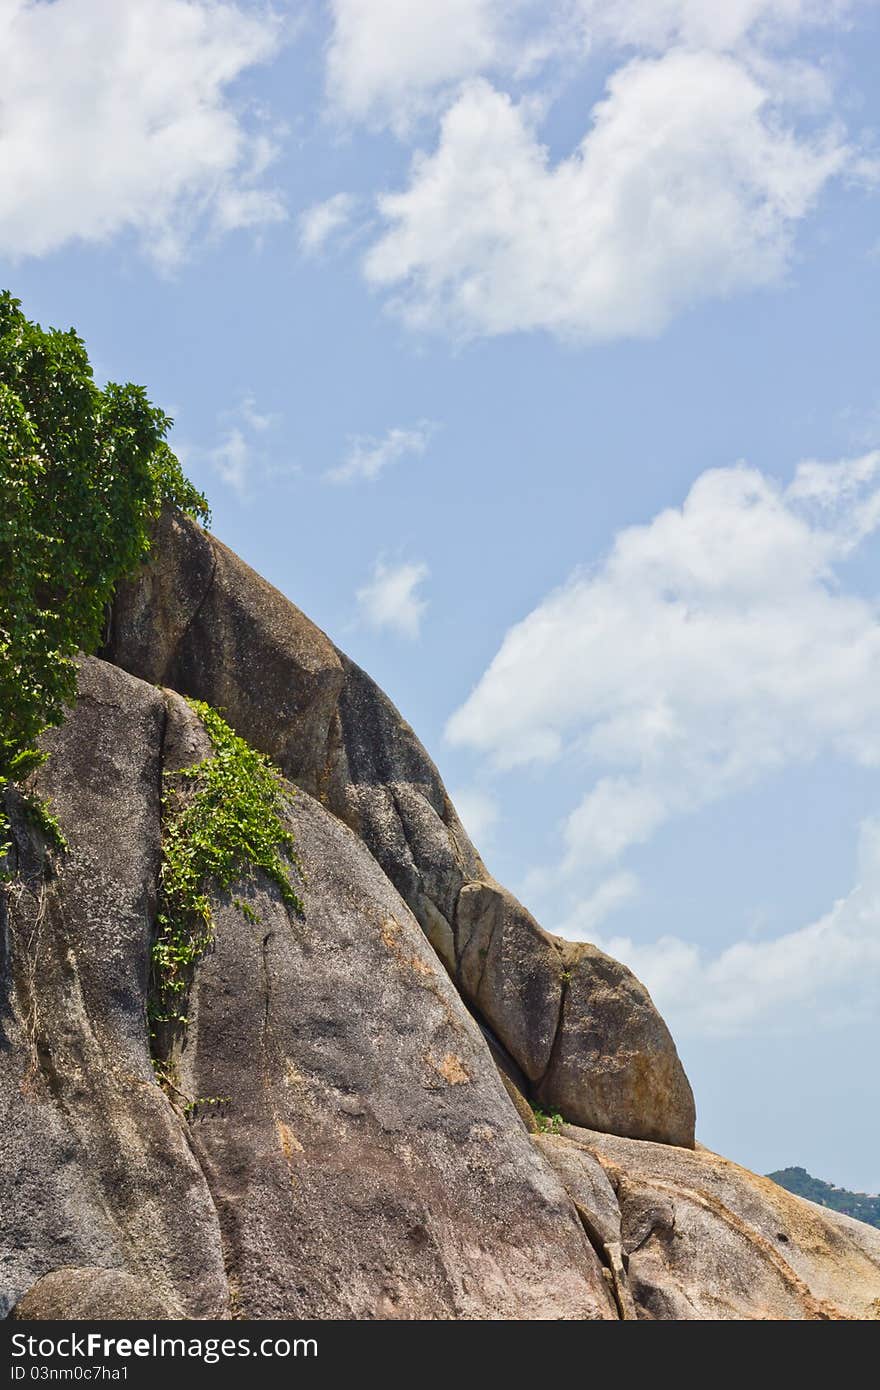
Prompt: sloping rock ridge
<box><xmin>104</xmin><ymin>507</ymin><xmax>695</xmax><ymax>1148</ymax></box>
<box><xmin>2</xmin><ymin>659</ymin><xmax>614</xmax><ymax>1321</ymax></box>
<box><xmin>0</xmin><ymin>512</ymin><xmax>877</xmax><ymax>1320</ymax></box>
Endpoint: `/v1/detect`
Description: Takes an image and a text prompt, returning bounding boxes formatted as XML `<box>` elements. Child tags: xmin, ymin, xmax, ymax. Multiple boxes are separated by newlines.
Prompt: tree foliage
<box><xmin>0</xmin><ymin>291</ymin><xmax>209</xmax><ymax>793</ymax></box>
<box><xmin>768</xmin><ymin>1168</ymin><xmax>880</xmax><ymax>1230</ymax></box>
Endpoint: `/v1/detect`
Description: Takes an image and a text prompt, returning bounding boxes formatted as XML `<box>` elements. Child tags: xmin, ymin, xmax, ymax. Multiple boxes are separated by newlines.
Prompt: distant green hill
<box><xmin>768</xmin><ymin>1166</ymin><xmax>880</xmax><ymax>1230</ymax></box>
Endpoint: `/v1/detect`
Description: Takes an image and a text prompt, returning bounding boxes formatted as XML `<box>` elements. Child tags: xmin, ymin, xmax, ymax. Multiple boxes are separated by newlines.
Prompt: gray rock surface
<box><xmin>177</xmin><ymin>765</ymin><xmax>614</xmax><ymax>1316</ymax></box>
<box><xmin>106</xmin><ymin>506</ymin><xmax>345</xmax><ymax>800</ymax></box>
<box><xmin>551</xmin><ymin>1126</ymin><xmax>880</xmax><ymax>1320</ymax></box>
<box><xmin>3</xmin><ymin>653</ymin><xmax>878</xmax><ymax>1320</ymax></box>
<box><xmin>532</xmin><ymin>1132</ymin><xmax>638</xmax><ymax>1319</ymax></box>
<box><xmin>536</xmin><ymin>939</ymin><xmax>696</xmax><ymax>1147</ymax></box>
<box><xmin>0</xmin><ymin>659</ymin><xmax>228</xmax><ymax>1320</ymax></box>
<box><xmin>533</xmin><ymin>1134</ymin><xmax>623</xmax><ymax>1250</ymax></box>
<box><xmin>9</xmin><ymin>1268</ymin><xmax>179</xmax><ymax>1320</ymax></box>
<box><xmin>1</xmin><ymin>660</ymin><xmax>615</xmax><ymax>1320</ymax></box>
<box><xmin>106</xmin><ymin>510</ymin><xmax>695</xmax><ymax>1148</ymax></box>
<box><xmin>457</xmin><ymin>881</ymin><xmax>563</xmax><ymax>1084</ymax></box>
<box><xmin>455</xmin><ymin>882</ymin><xmax>694</xmax><ymax>1146</ymax></box>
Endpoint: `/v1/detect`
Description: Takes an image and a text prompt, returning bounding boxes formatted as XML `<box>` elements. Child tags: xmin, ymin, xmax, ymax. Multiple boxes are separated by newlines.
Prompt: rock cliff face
<box><xmin>104</xmin><ymin>508</ymin><xmax>695</xmax><ymax>1149</ymax></box>
<box><xmin>2</xmin><ymin>512</ymin><xmax>878</xmax><ymax>1320</ymax></box>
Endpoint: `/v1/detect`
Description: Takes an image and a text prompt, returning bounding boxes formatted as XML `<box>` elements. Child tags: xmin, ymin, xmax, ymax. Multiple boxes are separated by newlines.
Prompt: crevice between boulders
<box><xmin>462</xmin><ymin>896</ymin><xmax>496</xmax><ymax>1004</ymax></box>
<box><xmin>2</xmin><ymin>790</ymin><xmax>58</xmax><ymax>1086</ymax></box>
<box><xmin>449</xmin><ymin>880</ymin><xmax>572</xmax><ymax>1133</ymax></box>
<box><xmin>388</xmin><ymin>786</ymin><xmax>424</xmax><ymax>897</ymax></box>
<box><xmin>569</xmin><ymin>1205</ymin><xmax>630</xmax><ymax>1320</ymax></box>
<box><xmin>146</xmin><ymin>693</ymin><xmax>174</xmax><ymax>1074</ymax></box>
<box><xmin>387</xmin><ymin>785</ymin><xmax>459</xmax><ymax>975</ymax></box>
<box><xmin>535</xmin><ymin>951</ymin><xmax>569</xmax><ymax>1093</ymax></box>
<box><xmin>260</xmin><ymin>930</ymin><xmax>274</xmax><ymax>1062</ymax></box>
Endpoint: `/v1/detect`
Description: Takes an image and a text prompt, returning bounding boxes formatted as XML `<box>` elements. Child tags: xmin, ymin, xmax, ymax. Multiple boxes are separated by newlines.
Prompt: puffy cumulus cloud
<box><xmin>562</xmin><ymin>781</ymin><xmax>669</xmax><ymax>870</ymax></box>
<box><xmin>323</xmin><ymin>0</ymin><xmax>868</xmax><ymax>340</ymax></box>
<box><xmin>364</xmin><ymin>54</ymin><xmax>849</xmax><ymax>341</ymax></box>
<box><xmin>324</xmin><ymin>0</ymin><xmax>558</xmax><ymax>132</ymax></box>
<box><xmin>447</xmin><ymin>453</ymin><xmax>880</xmax><ymax>868</ymax></box>
<box><xmin>325</xmin><ymin>0</ymin><xmax>852</xmax><ymax>132</ymax></box>
<box><xmin>0</xmin><ymin>0</ymin><xmax>286</xmax><ymax>267</ymax></box>
<box><xmin>595</xmin><ymin>818</ymin><xmax>880</xmax><ymax>1037</ymax></box>
<box><xmin>356</xmin><ymin>558</ymin><xmax>429</xmax><ymax>639</ymax></box>
<box><xmin>298</xmin><ymin>192</ymin><xmax>358</xmax><ymax>256</ymax></box>
<box><xmin>326</xmin><ymin>420</ymin><xmax>436</xmax><ymax>484</ymax></box>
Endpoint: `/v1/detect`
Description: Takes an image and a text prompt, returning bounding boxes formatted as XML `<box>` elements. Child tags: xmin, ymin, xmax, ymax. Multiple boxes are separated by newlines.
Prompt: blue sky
<box><xmin>2</xmin><ymin>0</ymin><xmax>879</xmax><ymax>1190</ymax></box>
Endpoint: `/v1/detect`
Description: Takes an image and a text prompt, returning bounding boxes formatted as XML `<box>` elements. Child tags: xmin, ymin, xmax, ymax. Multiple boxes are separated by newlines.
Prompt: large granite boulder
<box><xmin>105</xmin><ymin>509</ymin><xmax>695</xmax><ymax>1149</ymax></box>
<box><xmin>0</xmin><ymin>659</ymin><xmax>614</xmax><ymax>1320</ymax></box>
<box><xmin>3</xmin><ymin>657</ymin><xmax>877</xmax><ymax>1320</ymax></box>
<box><xmin>456</xmin><ymin>881</ymin><xmax>694</xmax><ymax>1145</ymax></box>
<box><xmin>103</xmin><ymin>506</ymin><xmax>345</xmax><ymax>800</ymax></box>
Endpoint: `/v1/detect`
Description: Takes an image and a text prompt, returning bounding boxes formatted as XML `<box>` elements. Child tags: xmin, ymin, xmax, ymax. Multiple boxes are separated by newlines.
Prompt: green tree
<box><xmin>0</xmin><ymin>291</ymin><xmax>208</xmax><ymax>808</ymax></box>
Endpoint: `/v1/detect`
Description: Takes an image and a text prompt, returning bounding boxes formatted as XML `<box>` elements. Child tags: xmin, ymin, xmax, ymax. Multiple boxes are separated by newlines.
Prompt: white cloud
<box><xmin>179</xmin><ymin>393</ymin><xmax>285</xmax><ymax>497</ymax></box>
<box><xmin>324</xmin><ymin>0</ymin><xmax>866</xmax><ymax>341</ymax></box>
<box><xmin>450</xmin><ymin>787</ymin><xmax>499</xmax><ymax>846</ymax></box>
<box><xmin>325</xmin><ymin>0</ymin><xmax>852</xmax><ymax>132</ymax></box>
<box><xmin>787</xmin><ymin>451</ymin><xmax>880</xmax><ymax>541</ymax></box>
<box><xmin>364</xmin><ymin>54</ymin><xmax>850</xmax><ymax>341</ymax></box>
<box><xmin>595</xmin><ymin>817</ymin><xmax>880</xmax><ymax>1037</ymax></box>
<box><xmin>211</xmin><ymin>426</ymin><xmax>252</xmax><ymax>494</ymax></box>
<box><xmin>0</xmin><ymin>0</ymin><xmax>285</xmax><ymax>266</ymax></box>
<box><xmin>559</xmin><ymin>872</ymin><xmax>640</xmax><ymax>939</ymax></box>
<box><xmin>236</xmin><ymin>392</ymin><xmax>277</xmax><ymax>435</ymax></box>
<box><xmin>326</xmin><ymin>421</ymin><xmax>435</xmax><ymax>484</ymax></box>
<box><xmin>448</xmin><ymin>453</ymin><xmax>880</xmax><ymax>869</ymax></box>
<box><xmin>562</xmin><ymin>781</ymin><xmax>668</xmax><ymax>870</ymax></box>
<box><xmin>356</xmin><ymin>559</ymin><xmax>429</xmax><ymax>639</ymax></box>
<box><xmin>325</xmin><ymin>0</ymin><xmax>548</xmax><ymax>132</ymax></box>
<box><xmin>298</xmin><ymin>192</ymin><xmax>358</xmax><ymax>255</ymax></box>
<box><xmin>576</xmin><ymin>0</ymin><xmax>853</xmax><ymax>54</ymax></box>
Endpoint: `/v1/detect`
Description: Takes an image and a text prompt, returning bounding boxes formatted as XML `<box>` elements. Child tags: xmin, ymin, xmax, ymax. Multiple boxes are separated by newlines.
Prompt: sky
<box><xmin>2</xmin><ymin>0</ymin><xmax>879</xmax><ymax>1191</ymax></box>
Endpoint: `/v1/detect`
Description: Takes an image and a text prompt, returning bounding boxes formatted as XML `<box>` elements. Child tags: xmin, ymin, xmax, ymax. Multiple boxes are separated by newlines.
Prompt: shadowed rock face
<box><xmin>105</xmin><ymin>508</ymin><xmax>695</xmax><ymax>1149</ymax></box>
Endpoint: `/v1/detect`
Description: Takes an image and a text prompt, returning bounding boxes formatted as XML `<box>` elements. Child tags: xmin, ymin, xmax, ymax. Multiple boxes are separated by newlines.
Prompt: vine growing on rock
<box><xmin>0</xmin><ymin>290</ymin><xmax>209</xmax><ymax>850</ymax></box>
<box><xmin>150</xmin><ymin>699</ymin><xmax>303</xmax><ymax>1056</ymax></box>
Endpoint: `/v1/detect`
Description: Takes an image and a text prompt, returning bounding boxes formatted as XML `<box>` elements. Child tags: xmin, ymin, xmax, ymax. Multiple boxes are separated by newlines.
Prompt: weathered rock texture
<box><xmin>9</xmin><ymin>1269</ymin><xmax>179</xmax><ymax>1321</ymax></box>
<box><xmin>105</xmin><ymin>508</ymin><xmax>695</xmax><ymax>1148</ymax></box>
<box><xmin>1</xmin><ymin>660</ymin><xmax>614</xmax><ymax>1320</ymax></box>
<box><xmin>2</xmin><ymin>517</ymin><xmax>877</xmax><ymax>1320</ymax></box>
<box><xmin>546</xmin><ymin>1126</ymin><xmax>880</xmax><ymax>1321</ymax></box>
<box><xmin>1</xmin><ymin>662</ymin><xmax>227</xmax><ymax>1321</ymax></box>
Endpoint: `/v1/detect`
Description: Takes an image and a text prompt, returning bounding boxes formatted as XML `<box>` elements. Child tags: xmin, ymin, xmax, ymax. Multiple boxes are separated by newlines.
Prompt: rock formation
<box><xmin>105</xmin><ymin>507</ymin><xmax>695</xmax><ymax>1147</ymax></box>
<box><xmin>2</xmin><ymin>510</ymin><xmax>878</xmax><ymax>1320</ymax></box>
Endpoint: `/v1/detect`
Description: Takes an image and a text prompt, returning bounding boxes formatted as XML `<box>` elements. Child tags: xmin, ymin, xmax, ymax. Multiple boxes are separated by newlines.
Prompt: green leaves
<box><xmin>0</xmin><ymin>290</ymin><xmax>209</xmax><ymax>811</ymax></box>
<box><xmin>532</xmin><ymin>1107</ymin><xmax>564</xmax><ymax>1135</ymax></box>
<box><xmin>150</xmin><ymin>700</ymin><xmax>303</xmax><ymax>1033</ymax></box>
